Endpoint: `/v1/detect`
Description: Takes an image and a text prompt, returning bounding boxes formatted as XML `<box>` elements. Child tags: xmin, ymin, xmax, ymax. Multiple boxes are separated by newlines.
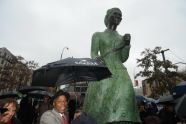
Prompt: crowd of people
<box><xmin>1</xmin><ymin>90</ymin><xmax>186</xmax><ymax>124</ymax></box>
<box><xmin>0</xmin><ymin>90</ymin><xmax>96</xmax><ymax>124</ymax></box>
<box><xmin>138</xmin><ymin>100</ymin><xmax>185</xmax><ymax>124</ymax></box>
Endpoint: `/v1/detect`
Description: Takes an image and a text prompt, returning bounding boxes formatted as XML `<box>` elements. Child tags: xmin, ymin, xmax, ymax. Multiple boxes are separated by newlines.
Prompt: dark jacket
<box><xmin>71</xmin><ymin>112</ymin><xmax>97</xmax><ymax>124</ymax></box>
<box><xmin>158</xmin><ymin>108</ymin><xmax>177</xmax><ymax>124</ymax></box>
<box><xmin>12</xmin><ymin>116</ymin><xmax>22</xmax><ymax>124</ymax></box>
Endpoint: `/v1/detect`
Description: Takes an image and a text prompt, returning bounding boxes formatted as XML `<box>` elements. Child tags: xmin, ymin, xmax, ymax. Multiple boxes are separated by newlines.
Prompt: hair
<box><xmin>0</xmin><ymin>98</ymin><xmax>18</xmax><ymax>109</ymax></box>
<box><xmin>52</xmin><ymin>90</ymin><xmax>70</xmax><ymax>103</ymax></box>
<box><xmin>104</xmin><ymin>7</ymin><xmax>122</xmax><ymax>27</ymax></box>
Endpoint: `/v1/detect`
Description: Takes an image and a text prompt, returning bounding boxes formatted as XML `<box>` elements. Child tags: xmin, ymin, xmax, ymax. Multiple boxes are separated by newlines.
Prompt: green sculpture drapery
<box><xmin>83</xmin><ymin>8</ymin><xmax>141</xmax><ymax>124</ymax></box>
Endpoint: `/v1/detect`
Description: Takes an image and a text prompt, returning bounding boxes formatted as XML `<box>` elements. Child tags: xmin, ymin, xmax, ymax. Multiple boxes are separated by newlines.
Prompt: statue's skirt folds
<box><xmin>83</xmin><ymin>63</ymin><xmax>141</xmax><ymax>124</ymax></box>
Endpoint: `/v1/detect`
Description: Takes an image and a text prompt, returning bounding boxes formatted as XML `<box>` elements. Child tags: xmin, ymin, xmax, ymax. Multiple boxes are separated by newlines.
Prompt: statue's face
<box><xmin>109</xmin><ymin>11</ymin><xmax>122</xmax><ymax>26</ymax></box>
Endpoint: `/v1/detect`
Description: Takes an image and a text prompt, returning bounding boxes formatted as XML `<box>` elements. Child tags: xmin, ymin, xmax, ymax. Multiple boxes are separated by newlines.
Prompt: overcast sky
<box><xmin>1</xmin><ymin>0</ymin><xmax>186</xmax><ymax>82</ymax></box>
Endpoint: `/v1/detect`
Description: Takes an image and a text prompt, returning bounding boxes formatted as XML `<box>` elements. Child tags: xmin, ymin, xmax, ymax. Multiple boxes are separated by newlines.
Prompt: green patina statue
<box><xmin>83</xmin><ymin>8</ymin><xmax>141</xmax><ymax>124</ymax></box>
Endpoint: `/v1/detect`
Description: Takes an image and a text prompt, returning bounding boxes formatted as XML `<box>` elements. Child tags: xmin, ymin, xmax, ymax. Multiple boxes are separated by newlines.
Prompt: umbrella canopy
<box><xmin>0</xmin><ymin>91</ymin><xmax>20</xmax><ymax>99</ymax></box>
<box><xmin>135</xmin><ymin>95</ymin><xmax>158</xmax><ymax>106</ymax></box>
<box><xmin>32</xmin><ymin>57</ymin><xmax>112</xmax><ymax>87</ymax></box>
<box><xmin>18</xmin><ymin>86</ymin><xmax>47</xmax><ymax>94</ymax></box>
<box><xmin>171</xmin><ymin>81</ymin><xmax>186</xmax><ymax>98</ymax></box>
<box><xmin>157</xmin><ymin>95</ymin><xmax>174</xmax><ymax>104</ymax></box>
<box><xmin>27</xmin><ymin>90</ymin><xmax>53</xmax><ymax>99</ymax></box>
<box><xmin>135</xmin><ymin>95</ymin><xmax>148</xmax><ymax>105</ymax></box>
<box><xmin>175</xmin><ymin>94</ymin><xmax>186</xmax><ymax>118</ymax></box>
<box><xmin>146</xmin><ymin>97</ymin><xmax>159</xmax><ymax>104</ymax></box>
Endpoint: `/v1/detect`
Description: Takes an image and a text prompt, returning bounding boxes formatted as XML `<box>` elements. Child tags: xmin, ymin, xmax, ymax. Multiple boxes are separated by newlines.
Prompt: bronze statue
<box><xmin>83</xmin><ymin>8</ymin><xmax>141</xmax><ymax>124</ymax></box>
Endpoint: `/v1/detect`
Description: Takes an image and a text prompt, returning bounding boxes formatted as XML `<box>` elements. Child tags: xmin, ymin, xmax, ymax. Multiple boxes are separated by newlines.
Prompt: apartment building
<box><xmin>0</xmin><ymin>47</ymin><xmax>32</xmax><ymax>93</ymax></box>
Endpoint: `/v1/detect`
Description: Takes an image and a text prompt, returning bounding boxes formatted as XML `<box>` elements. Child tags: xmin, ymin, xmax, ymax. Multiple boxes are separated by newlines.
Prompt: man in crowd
<box><xmin>40</xmin><ymin>90</ymin><xmax>69</xmax><ymax>124</ymax></box>
<box><xmin>158</xmin><ymin>103</ymin><xmax>178</xmax><ymax>124</ymax></box>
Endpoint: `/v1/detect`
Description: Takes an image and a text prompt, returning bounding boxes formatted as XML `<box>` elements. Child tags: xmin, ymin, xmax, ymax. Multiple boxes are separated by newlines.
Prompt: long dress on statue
<box><xmin>83</xmin><ymin>29</ymin><xmax>141</xmax><ymax>124</ymax></box>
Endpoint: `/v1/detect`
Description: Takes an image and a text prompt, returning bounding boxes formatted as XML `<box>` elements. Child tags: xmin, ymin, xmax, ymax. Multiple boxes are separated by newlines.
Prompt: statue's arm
<box><xmin>121</xmin><ymin>45</ymin><xmax>131</xmax><ymax>63</ymax></box>
<box><xmin>91</xmin><ymin>32</ymin><xmax>100</xmax><ymax>59</ymax></box>
<box><xmin>121</xmin><ymin>33</ymin><xmax>131</xmax><ymax>63</ymax></box>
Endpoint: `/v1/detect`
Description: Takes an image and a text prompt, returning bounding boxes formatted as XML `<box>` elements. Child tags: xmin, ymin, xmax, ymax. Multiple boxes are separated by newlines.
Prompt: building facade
<box><xmin>0</xmin><ymin>47</ymin><xmax>32</xmax><ymax>93</ymax></box>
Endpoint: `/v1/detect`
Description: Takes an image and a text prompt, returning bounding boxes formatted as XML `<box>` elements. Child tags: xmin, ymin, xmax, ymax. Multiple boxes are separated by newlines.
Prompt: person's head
<box><xmin>43</xmin><ymin>96</ymin><xmax>50</xmax><ymax>103</ymax></box>
<box><xmin>52</xmin><ymin>90</ymin><xmax>70</xmax><ymax>114</ymax></box>
<box><xmin>139</xmin><ymin>105</ymin><xmax>146</xmax><ymax>112</ymax></box>
<box><xmin>73</xmin><ymin>109</ymin><xmax>83</xmax><ymax>120</ymax></box>
<box><xmin>164</xmin><ymin>103</ymin><xmax>174</xmax><ymax>112</ymax></box>
<box><xmin>0</xmin><ymin>98</ymin><xmax>18</xmax><ymax>123</ymax></box>
<box><xmin>104</xmin><ymin>7</ymin><xmax>122</xmax><ymax>28</ymax></box>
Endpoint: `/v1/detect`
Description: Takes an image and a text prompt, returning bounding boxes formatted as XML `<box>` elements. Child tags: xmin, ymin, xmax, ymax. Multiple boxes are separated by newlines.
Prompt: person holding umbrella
<box><xmin>40</xmin><ymin>90</ymin><xmax>70</xmax><ymax>124</ymax></box>
<box><xmin>17</xmin><ymin>95</ymin><xmax>34</xmax><ymax>124</ymax></box>
<box><xmin>36</xmin><ymin>95</ymin><xmax>52</xmax><ymax>123</ymax></box>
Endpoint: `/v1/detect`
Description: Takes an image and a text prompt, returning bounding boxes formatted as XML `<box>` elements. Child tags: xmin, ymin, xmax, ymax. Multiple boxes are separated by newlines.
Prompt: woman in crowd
<box><xmin>0</xmin><ymin>98</ymin><xmax>22</xmax><ymax>124</ymax></box>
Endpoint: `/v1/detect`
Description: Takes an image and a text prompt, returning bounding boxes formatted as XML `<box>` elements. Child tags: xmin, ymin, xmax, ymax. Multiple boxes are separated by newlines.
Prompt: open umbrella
<box><xmin>175</xmin><ymin>94</ymin><xmax>186</xmax><ymax>118</ymax></box>
<box><xmin>27</xmin><ymin>90</ymin><xmax>53</xmax><ymax>99</ymax></box>
<box><xmin>32</xmin><ymin>57</ymin><xmax>112</xmax><ymax>87</ymax></box>
<box><xmin>0</xmin><ymin>91</ymin><xmax>20</xmax><ymax>99</ymax></box>
<box><xmin>135</xmin><ymin>95</ymin><xmax>148</xmax><ymax>105</ymax></box>
<box><xmin>157</xmin><ymin>95</ymin><xmax>174</xmax><ymax>104</ymax></box>
<box><xmin>18</xmin><ymin>86</ymin><xmax>47</xmax><ymax>94</ymax></box>
<box><xmin>135</xmin><ymin>95</ymin><xmax>158</xmax><ymax>106</ymax></box>
<box><xmin>171</xmin><ymin>81</ymin><xmax>186</xmax><ymax>98</ymax></box>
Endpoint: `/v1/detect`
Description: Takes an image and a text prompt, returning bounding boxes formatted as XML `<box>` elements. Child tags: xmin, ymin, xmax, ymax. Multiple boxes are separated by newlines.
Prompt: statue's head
<box><xmin>104</xmin><ymin>8</ymin><xmax>122</xmax><ymax>27</ymax></box>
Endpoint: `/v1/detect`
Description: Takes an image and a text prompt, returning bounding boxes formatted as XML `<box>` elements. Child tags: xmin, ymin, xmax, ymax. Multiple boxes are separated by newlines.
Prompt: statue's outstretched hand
<box><xmin>123</xmin><ymin>33</ymin><xmax>131</xmax><ymax>46</ymax></box>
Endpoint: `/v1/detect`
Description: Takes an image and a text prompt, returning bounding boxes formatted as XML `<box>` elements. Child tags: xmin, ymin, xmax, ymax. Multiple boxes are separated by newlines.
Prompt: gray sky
<box><xmin>1</xmin><ymin>0</ymin><xmax>186</xmax><ymax>83</ymax></box>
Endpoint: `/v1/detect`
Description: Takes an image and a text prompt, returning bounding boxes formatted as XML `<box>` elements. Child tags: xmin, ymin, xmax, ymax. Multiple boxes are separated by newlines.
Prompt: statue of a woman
<box><xmin>83</xmin><ymin>8</ymin><xmax>141</xmax><ymax>124</ymax></box>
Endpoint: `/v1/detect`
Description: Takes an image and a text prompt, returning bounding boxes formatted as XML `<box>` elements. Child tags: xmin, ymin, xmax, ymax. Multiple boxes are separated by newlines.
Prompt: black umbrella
<box><xmin>32</xmin><ymin>57</ymin><xmax>112</xmax><ymax>87</ymax></box>
<box><xmin>175</xmin><ymin>94</ymin><xmax>186</xmax><ymax>118</ymax></box>
<box><xmin>135</xmin><ymin>95</ymin><xmax>148</xmax><ymax>105</ymax></box>
<box><xmin>157</xmin><ymin>95</ymin><xmax>174</xmax><ymax>105</ymax></box>
<box><xmin>18</xmin><ymin>86</ymin><xmax>47</xmax><ymax>94</ymax></box>
<box><xmin>0</xmin><ymin>91</ymin><xmax>20</xmax><ymax>99</ymax></box>
<box><xmin>171</xmin><ymin>81</ymin><xmax>186</xmax><ymax>98</ymax></box>
<box><xmin>27</xmin><ymin>90</ymin><xmax>53</xmax><ymax>99</ymax></box>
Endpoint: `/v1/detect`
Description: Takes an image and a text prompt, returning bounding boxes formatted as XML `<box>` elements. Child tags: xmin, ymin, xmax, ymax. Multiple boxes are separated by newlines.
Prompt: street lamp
<box><xmin>60</xmin><ymin>47</ymin><xmax>69</xmax><ymax>60</ymax></box>
<box><xmin>160</xmin><ymin>49</ymin><xmax>170</xmax><ymax>73</ymax></box>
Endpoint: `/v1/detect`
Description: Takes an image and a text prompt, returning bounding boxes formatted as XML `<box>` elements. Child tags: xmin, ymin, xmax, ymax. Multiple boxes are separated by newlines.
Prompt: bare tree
<box><xmin>0</xmin><ymin>56</ymin><xmax>39</xmax><ymax>91</ymax></box>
